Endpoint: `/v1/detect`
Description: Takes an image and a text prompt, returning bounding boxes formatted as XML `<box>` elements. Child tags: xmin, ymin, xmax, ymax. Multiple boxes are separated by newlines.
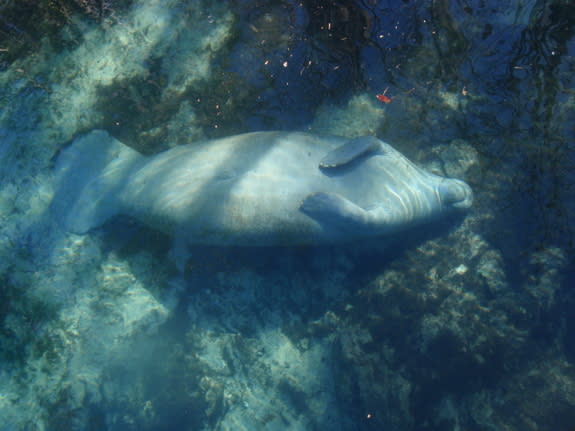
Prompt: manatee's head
<box><xmin>437</xmin><ymin>178</ymin><xmax>473</xmax><ymax>210</ymax></box>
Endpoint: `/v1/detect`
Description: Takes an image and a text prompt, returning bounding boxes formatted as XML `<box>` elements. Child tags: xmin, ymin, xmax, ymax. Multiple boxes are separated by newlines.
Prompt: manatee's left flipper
<box><xmin>300</xmin><ymin>192</ymin><xmax>387</xmax><ymax>232</ymax></box>
<box><xmin>320</xmin><ymin>136</ymin><xmax>384</xmax><ymax>169</ymax></box>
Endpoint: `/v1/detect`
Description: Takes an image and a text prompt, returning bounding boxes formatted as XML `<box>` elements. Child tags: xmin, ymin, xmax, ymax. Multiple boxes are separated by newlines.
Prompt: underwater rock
<box><xmin>328</xmin><ymin>202</ymin><xmax>575</xmax><ymax>430</ymax></box>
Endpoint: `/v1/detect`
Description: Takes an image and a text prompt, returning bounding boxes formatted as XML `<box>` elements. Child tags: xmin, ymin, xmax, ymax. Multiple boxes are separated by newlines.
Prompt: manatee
<box><xmin>51</xmin><ymin>130</ymin><xmax>472</xmax><ymax>246</ymax></box>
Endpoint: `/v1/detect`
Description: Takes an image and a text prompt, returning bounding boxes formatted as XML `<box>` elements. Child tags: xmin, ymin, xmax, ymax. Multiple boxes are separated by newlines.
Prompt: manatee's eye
<box><xmin>438</xmin><ymin>180</ymin><xmax>473</xmax><ymax>209</ymax></box>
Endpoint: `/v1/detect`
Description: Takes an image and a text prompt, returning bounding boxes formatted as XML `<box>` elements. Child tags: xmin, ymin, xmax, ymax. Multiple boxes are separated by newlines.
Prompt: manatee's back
<box><xmin>51</xmin><ymin>130</ymin><xmax>144</xmax><ymax>233</ymax></box>
<box><xmin>120</xmin><ymin>132</ymin><xmax>343</xmax><ymax>244</ymax></box>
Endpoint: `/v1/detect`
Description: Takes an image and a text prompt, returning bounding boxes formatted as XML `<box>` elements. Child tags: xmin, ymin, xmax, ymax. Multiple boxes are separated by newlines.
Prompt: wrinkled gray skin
<box><xmin>52</xmin><ymin>130</ymin><xmax>472</xmax><ymax>246</ymax></box>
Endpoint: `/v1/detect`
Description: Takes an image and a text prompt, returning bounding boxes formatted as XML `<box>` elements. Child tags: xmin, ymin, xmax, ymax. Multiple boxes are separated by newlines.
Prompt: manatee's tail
<box><xmin>51</xmin><ymin>129</ymin><xmax>144</xmax><ymax>234</ymax></box>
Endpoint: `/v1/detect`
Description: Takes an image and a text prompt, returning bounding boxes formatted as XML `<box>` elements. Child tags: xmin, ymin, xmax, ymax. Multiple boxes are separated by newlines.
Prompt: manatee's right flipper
<box><xmin>437</xmin><ymin>179</ymin><xmax>473</xmax><ymax>209</ymax></box>
<box><xmin>300</xmin><ymin>192</ymin><xmax>387</xmax><ymax>233</ymax></box>
<box><xmin>51</xmin><ymin>130</ymin><xmax>143</xmax><ymax>234</ymax></box>
<box><xmin>319</xmin><ymin>136</ymin><xmax>384</xmax><ymax>169</ymax></box>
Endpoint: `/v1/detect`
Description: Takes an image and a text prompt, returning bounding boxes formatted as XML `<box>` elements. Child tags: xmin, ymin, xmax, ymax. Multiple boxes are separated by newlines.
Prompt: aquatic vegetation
<box><xmin>0</xmin><ymin>274</ymin><xmax>59</xmax><ymax>366</ymax></box>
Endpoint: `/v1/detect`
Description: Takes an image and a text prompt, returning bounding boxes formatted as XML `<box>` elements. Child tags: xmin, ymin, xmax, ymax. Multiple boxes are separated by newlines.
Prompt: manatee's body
<box><xmin>51</xmin><ymin>130</ymin><xmax>472</xmax><ymax>246</ymax></box>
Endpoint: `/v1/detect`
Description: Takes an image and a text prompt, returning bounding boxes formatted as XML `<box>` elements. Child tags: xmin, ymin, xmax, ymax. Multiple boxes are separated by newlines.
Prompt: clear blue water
<box><xmin>0</xmin><ymin>1</ymin><xmax>574</xmax><ymax>430</ymax></box>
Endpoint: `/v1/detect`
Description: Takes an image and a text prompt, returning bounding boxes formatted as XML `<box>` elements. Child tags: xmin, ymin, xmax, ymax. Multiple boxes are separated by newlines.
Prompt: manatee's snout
<box><xmin>438</xmin><ymin>179</ymin><xmax>473</xmax><ymax>209</ymax></box>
